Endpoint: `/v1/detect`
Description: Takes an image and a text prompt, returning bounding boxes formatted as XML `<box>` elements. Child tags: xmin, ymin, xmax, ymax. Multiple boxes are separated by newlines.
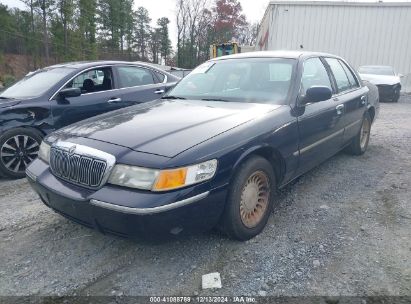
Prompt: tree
<box><xmin>21</xmin><ymin>0</ymin><xmax>39</xmax><ymax>67</ymax></box>
<box><xmin>134</xmin><ymin>6</ymin><xmax>151</xmax><ymax>60</ymax></box>
<box><xmin>157</xmin><ymin>17</ymin><xmax>172</xmax><ymax>63</ymax></box>
<box><xmin>237</xmin><ymin>22</ymin><xmax>258</xmax><ymax>46</ymax></box>
<box><xmin>78</xmin><ymin>0</ymin><xmax>97</xmax><ymax>59</ymax></box>
<box><xmin>176</xmin><ymin>0</ymin><xmax>210</xmax><ymax>68</ymax></box>
<box><xmin>38</xmin><ymin>0</ymin><xmax>54</xmax><ymax>64</ymax></box>
<box><xmin>56</xmin><ymin>0</ymin><xmax>75</xmax><ymax>59</ymax></box>
<box><xmin>212</xmin><ymin>0</ymin><xmax>247</xmax><ymax>43</ymax></box>
<box><xmin>0</xmin><ymin>1</ymin><xmax>173</xmax><ymax>79</ymax></box>
<box><xmin>119</xmin><ymin>0</ymin><xmax>135</xmax><ymax>57</ymax></box>
<box><xmin>148</xmin><ymin>27</ymin><xmax>160</xmax><ymax>63</ymax></box>
<box><xmin>98</xmin><ymin>0</ymin><xmax>121</xmax><ymax>51</ymax></box>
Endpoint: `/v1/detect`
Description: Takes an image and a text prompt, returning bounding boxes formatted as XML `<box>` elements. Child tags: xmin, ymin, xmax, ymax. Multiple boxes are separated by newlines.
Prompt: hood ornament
<box><xmin>68</xmin><ymin>145</ymin><xmax>76</xmax><ymax>155</ymax></box>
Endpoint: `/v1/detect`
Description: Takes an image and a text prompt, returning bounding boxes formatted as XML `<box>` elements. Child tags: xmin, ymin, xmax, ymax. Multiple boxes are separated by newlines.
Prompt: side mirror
<box><xmin>58</xmin><ymin>87</ymin><xmax>81</xmax><ymax>99</ymax></box>
<box><xmin>302</xmin><ymin>86</ymin><xmax>332</xmax><ymax>104</ymax></box>
<box><xmin>398</xmin><ymin>73</ymin><xmax>404</xmax><ymax>78</ymax></box>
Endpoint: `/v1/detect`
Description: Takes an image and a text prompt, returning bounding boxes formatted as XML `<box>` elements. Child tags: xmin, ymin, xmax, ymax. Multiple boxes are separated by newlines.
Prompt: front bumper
<box><xmin>377</xmin><ymin>84</ymin><xmax>401</xmax><ymax>101</ymax></box>
<box><xmin>26</xmin><ymin>159</ymin><xmax>227</xmax><ymax>238</ymax></box>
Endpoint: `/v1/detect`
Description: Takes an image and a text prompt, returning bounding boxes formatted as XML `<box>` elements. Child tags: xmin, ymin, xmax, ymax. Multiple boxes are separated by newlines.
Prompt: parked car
<box><xmin>0</xmin><ymin>61</ymin><xmax>179</xmax><ymax>178</ymax></box>
<box><xmin>358</xmin><ymin>65</ymin><xmax>402</xmax><ymax>102</ymax></box>
<box><xmin>168</xmin><ymin>67</ymin><xmax>192</xmax><ymax>78</ymax></box>
<box><xmin>26</xmin><ymin>51</ymin><xmax>378</xmax><ymax>241</ymax></box>
<box><xmin>362</xmin><ymin>80</ymin><xmax>380</xmax><ymax>120</ymax></box>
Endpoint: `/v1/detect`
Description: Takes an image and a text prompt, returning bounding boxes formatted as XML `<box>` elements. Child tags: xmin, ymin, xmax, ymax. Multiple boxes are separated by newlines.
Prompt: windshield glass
<box><xmin>358</xmin><ymin>66</ymin><xmax>394</xmax><ymax>76</ymax></box>
<box><xmin>0</xmin><ymin>67</ymin><xmax>74</xmax><ymax>99</ymax></box>
<box><xmin>167</xmin><ymin>58</ymin><xmax>296</xmax><ymax>104</ymax></box>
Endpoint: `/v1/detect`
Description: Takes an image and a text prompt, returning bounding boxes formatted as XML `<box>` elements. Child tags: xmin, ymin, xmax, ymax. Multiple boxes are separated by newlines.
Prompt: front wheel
<box><xmin>220</xmin><ymin>156</ymin><xmax>276</xmax><ymax>241</ymax></box>
<box><xmin>0</xmin><ymin>128</ymin><xmax>43</xmax><ymax>179</ymax></box>
<box><xmin>392</xmin><ymin>86</ymin><xmax>400</xmax><ymax>103</ymax></box>
<box><xmin>346</xmin><ymin>113</ymin><xmax>371</xmax><ymax>155</ymax></box>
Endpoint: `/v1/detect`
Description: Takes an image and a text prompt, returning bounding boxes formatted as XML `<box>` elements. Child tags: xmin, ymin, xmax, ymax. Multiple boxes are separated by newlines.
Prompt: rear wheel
<box><xmin>0</xmin><ymin>128</ymin><xmax>43</xmax><ymax>179</ymax></box>
<box><xmin>346</xmin><ymin>112</ymin><xmax>371</xmax><ymax>155</ymax></box>
<box><xmin>220</xmin><ymin>156</ymin><xmax>276</xmax><ymax>241</ymax></box>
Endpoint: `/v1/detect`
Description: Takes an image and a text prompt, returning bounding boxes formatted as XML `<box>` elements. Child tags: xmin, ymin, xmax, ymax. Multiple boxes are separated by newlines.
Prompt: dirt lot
<box><xmin>0</xmin><ymin>96</ymin><xmax>410</xmax><ymax>298</ymax></box>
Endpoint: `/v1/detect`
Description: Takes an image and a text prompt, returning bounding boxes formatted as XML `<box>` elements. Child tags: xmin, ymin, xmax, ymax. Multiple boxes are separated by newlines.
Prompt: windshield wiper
<box><xmin>0</xmin><ymin>96</ymin><xmax>14</xmax><ymax>100</ymax></box>
<box><xmin>161</xmin><ymin>95</ymin><xmax>186</xmax><ymax>100</ymax></box>
<box><xmin>200</xmin><ymin>98</ymin><xmax>229</xmax><ymax>102</ymax></box>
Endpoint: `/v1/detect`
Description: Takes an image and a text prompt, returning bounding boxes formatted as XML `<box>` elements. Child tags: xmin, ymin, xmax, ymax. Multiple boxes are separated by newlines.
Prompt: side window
<box><xmin>66</xmin><ymin>67</ymin><xmax>113</xmax><ymax>94</ymax></box>
<box><xmin>301</xmin><ymin>57</ymin><xmax>332</xmax><ymax>96</ymax></box>
<box><xmin>117</xmin><ymin>66</ymin><xmax>155</xmax><ymax>88</ymax></box>
<box><xmin>340</xmin><ymin>60</ymin><xmax>359</xmax><ymax>88</ymax></box>
<box><xmin>154</xmin><ymin>71</ymin><xmax>165</xmax><ymax>83</ymax></box>
<box><xmin>325</xmin><ymin>58</ymin><xmax>351</xmax><ymax>92</ymax></box>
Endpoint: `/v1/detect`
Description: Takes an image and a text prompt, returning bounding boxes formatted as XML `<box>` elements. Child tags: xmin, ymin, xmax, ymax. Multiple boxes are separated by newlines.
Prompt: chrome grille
<box><xmin>50</xmin><ymin>147</ymin><xmax>107</xmax><ymax>188</ymax></box>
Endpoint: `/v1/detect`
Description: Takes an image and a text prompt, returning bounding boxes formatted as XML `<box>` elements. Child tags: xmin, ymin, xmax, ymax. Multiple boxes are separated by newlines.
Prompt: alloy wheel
<box><xmin>0</xmin><ymin>135</ymin><xmax>40</xmax><ymax>174</ymax></box>
<box><xmin>239</xmin><ymin>170</ymin><xmax>270</xmax><ymax>228</ymax></box>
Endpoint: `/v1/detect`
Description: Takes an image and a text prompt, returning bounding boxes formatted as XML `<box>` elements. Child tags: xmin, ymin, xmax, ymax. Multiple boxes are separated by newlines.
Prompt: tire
<box><xmin>392</xmin><ymin>87</ymin><xmax>400</xmax><ymax>103</ymax></box>
<box><xmin>0</xmin><ymin>128</ymin><xmax>43</xmax><ymax>179</ymax></box>
<box><xmin>346</xmin><ymin>112</ymin><xmax>372</xmax><ymax>156</ymax></box>
<box><xmin>220</xmin><ymin>156</ymin><xmax>276</xmax><ymax>241</ymax></box>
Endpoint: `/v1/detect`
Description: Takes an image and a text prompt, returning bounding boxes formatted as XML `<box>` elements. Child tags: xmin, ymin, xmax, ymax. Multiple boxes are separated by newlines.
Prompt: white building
<box><xmin>255</xmin><ymin>1</ymin><xmax>411</xmax><ymax>92</ymax></box>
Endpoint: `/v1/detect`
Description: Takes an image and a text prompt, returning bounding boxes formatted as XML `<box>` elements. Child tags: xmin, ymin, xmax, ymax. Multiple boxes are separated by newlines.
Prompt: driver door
<box><xmin>296</xmin><ymin>57</ymin><xmax>345</xmax><ymax>175</ymax></box>
<box><xmin>51</xmin><ymin>66</ymin><xmax>129</xmax><ymax>130</ymax></box>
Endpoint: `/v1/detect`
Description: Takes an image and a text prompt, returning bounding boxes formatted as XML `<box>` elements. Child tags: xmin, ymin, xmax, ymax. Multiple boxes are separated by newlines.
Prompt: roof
<box><xmin>45</xmin><ymin>60</ymin><xmax>167</xmax><ymax>70</ymax></box>
<box><xmin>359</xmin><ymin>65</ymin><xmax>394</xmax><ymax>68</ymax></box>
<box><xmin>268</xmin><ymin>1</ymin><xmax>411</xmax><ymax>7</ymax></box>
<box><xmin>211</xmin><ymin>50</ymin><xmax>338</xmax><ymax>61</ymax></box>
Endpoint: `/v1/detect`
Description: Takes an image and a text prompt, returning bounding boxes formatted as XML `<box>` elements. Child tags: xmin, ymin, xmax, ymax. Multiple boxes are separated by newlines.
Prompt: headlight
<box><xmin>108</xmin><ymin>159</ymin><xmax>218</xmax><ymax>191</ymax></box>
<box><xmin>38</xmin><ymin>141</ymin><xmax>51</xmax><ymax>163</ymax></box>
<box><xmin>108</xmin><ymin>165</ymin><xmax>159</xmax><ymax>190</ymax></box>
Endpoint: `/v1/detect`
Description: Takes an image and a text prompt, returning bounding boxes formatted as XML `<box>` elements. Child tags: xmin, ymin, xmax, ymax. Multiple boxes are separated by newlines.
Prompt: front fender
<box><xmin>0</xmin><ymin>105</ymin><xmax>53</xmax><ymax>135</ymax></box>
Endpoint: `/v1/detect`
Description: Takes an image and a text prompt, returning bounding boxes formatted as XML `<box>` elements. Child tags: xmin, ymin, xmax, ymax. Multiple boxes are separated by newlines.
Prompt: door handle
<box><xmin>154</xmin><ymin>89</ymin><xmax>165</xmax><ymax>94</ymax></box>
<box><xmin>360</xmin><ymin>96</ymin><xmax>366</xmax><ymax>105</ymax></box>
<box><xmin>107</xmin><ymin>97</ymin><xmax>122</xmax><ymax>103</ymax></box>
<box><xmin>336</xmin><ymin>104</ymin><xmax>344</xmax><ymax>115</ymax></box>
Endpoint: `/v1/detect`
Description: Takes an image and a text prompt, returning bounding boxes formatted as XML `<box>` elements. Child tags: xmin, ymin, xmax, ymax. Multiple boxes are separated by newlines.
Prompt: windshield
<box><xmin>0</xmin><ymin>67</ymin><xmax>74</xmax><ymax>99</ymax></box>
<box><xmin>358</xmin><ymin>66</ymin><xmax>395</xmax><ymax>76</ymax></box>
<box><xmin>167</xmin><ymin>58</ymin><xmax>296</xmax><ymax>104</ymax></box>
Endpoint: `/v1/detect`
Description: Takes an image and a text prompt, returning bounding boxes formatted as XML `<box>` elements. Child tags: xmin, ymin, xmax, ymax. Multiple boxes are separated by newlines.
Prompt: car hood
<box><xmin>359</xmin><ymin>73</ymin><xmax>401</xmax><ymax>86</ymax></box>
<box><xmin>56</xmin><ymin>99</ymin><xmax>282</xmax><ymax>158</ymax></box>
<box><xmin>0</xmin><ymin>98</ymin><xmax>21</xmax><ymax>109</ymax></box>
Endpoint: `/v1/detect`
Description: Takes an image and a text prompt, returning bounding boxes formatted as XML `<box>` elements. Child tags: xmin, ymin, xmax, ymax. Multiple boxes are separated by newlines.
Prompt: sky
<box><xmin>1</xmin><ymin>0</ymin><xmax>410</xmax><ymax>47</ymax></box>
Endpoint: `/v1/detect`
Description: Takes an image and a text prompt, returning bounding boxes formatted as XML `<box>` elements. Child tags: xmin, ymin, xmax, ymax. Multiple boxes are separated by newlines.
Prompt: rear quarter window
<box><xmin>325</xmin><ymin>58</ymin><xmax>352</xmax><ymax>93</ymax></box>
<box><xmin>340</xmin><ymin>61</ymin><xmax>359</xmax><ymax>88</ymax></box>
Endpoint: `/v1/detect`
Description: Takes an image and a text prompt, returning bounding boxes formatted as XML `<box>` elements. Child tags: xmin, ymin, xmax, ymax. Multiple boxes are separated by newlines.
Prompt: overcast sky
<box><xmin>2</xmin><ymin>0</ymin><xmax>410</xmax><ymax>47</ymax></box>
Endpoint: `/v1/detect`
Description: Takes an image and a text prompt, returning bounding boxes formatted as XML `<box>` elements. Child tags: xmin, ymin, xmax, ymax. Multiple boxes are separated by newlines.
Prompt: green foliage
<box><xmin>0</xmin><ymin>0</ymin><xmax>172</xmax><ymax>66</ymax></box>
<box><xmin>2</xmin><ymin>74</ymin><xmax>16</xmax><ymax>87</ymax></box>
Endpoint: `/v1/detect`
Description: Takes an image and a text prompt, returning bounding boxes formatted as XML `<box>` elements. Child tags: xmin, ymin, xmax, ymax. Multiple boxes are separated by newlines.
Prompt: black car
<box><xmin>27</xmin><ymin>51</ymin><xmax>378</xmax><ymax>241</ymax></box>
<box><xmin>0</xmin><ymin>61</ymin><xmax>179</xmax><ymax>178</ymax></box>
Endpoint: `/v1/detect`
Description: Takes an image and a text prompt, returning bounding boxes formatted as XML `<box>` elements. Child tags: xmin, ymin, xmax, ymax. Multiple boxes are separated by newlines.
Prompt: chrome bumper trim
<box><xmin>89</xmin><ymin>191</ymin><xmax>210</xmax><ymax>215</ymax></box>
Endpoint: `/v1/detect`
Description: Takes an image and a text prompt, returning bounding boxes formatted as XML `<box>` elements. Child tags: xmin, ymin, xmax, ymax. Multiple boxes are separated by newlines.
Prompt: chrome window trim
<box><xmin>323</xmin><ymin>57</ymin><xmax>362</xmax><ymax>96</ymax></box>
<box><xmin>90</xmin><ymin>191</ymin><xmax>210</xmax><ymax>215</ymax></box>
<box><xmin>49</xmin><ymin>64</ymin><xmax>168</xmax><ymax>101</ymax></box>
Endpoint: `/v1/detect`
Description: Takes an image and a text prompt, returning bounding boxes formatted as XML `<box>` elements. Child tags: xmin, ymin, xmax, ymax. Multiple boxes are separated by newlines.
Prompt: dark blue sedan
<box><xmin>26</xmin><ymin>51</ymin><xmax>378</xmax><ymax>240</ymax></box>
<box><xmin>0</xmin><ymin>61</ymin><xmax>179</xmax><ymax>178</ymax></box>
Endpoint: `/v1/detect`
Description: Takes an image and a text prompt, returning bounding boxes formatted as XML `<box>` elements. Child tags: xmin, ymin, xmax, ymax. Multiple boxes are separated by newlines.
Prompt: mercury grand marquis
<box><xmin>26</xmin><ymin>51</ymin><xmax>378</xmax><ymax>241</ymax></box>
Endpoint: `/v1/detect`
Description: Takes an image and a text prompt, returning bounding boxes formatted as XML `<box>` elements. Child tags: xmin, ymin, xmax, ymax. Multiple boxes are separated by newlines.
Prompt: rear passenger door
<box><xmin>113</xmin><ymin>65</ymin><xmax>167</xmax><ymax>106</ymax></box>
<box><xmin>324</xmin><ymin>58</ymin><xmax>368</xmax><ymax>145</ymax></box>
<box><xmin>296</xmin><ymin>57</ymin><xmax>345</xmax><ymax>176</ymax></box>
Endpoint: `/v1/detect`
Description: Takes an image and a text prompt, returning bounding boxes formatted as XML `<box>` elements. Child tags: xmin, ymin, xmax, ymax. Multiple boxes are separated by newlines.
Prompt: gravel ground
<box><xmin>0</xmin><ymin>96</ymin><xmax>410</xmax><ymax>298</ymax></box>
